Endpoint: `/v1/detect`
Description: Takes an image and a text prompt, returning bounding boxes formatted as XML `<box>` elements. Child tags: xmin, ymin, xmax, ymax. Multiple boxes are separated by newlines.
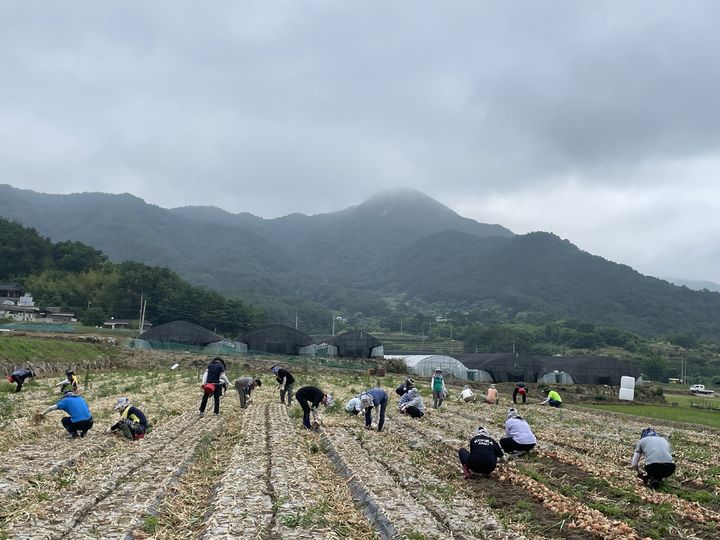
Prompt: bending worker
<box><xmin>199</xmin><ymin>357</ymin><xmax>230</xmax><ymax>417</ymax></box>
<box><xmin>295</xmin><ymin>386</ymin><xmax>333</xmax><ymax>430</ymax></box>
<box><xmin>271</xmin><ymin>365</ymin><xmax>295</xmax><ymax>406</ymax></box>
<box><xmin>540</xmin><ymin>388</ymin><xmax>562</xmax><ymax>408</ymax></box>
<box><xmin>107</xmin><ymin>397</ymin><xmax>148</xmax><ymax>440</ymax></box>
<box><xmin>56</xmin><ymin>369</ymin><xmax>79</xmax><ymax>394</ymax></box>
<box><xmin>458</xmin><ymin>427</ymin><xmax>505</xmax><ymax>479</ymax></box>
<box><xmin>395</xmin><ymin>378</ymin><xmax>415</xmax><ymax>397</ymax></box>
<box><xmin>41</xmin><ymin>391</ymin><xmax>93</xmax><ymax>438</ymax></box>
<box><xmin>7</xmin><ymin>367</ymin><xmax>35</xmax><ymax>393</ymax></box>
<box><xmin>235</xmin><ymin>376</ymin><xmax>262</xmax><ymax>409</ymax></box>
<box><xmin>631</xmin><ymin>428</ymin><xmax>676</xmax><ymax>489</ymax></box>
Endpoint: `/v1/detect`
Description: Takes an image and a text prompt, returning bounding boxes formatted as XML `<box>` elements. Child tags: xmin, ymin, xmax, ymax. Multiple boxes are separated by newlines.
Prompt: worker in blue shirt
<box><xmin>363</xmin><ymin>388</ymin><xmax>388</xmax><ymax>432</ymax></box>
<box><xmin>41</xmin><ymin>392</ymin><xmax>93</xmax><ymax>438</ymax></box>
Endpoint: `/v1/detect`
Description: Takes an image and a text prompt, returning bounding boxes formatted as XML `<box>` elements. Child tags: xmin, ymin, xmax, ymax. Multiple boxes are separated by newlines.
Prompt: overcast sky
<box><xmin>2</xmin><ymin>1</ymin><xmax>720</xmax><ymax>283</ymax></box>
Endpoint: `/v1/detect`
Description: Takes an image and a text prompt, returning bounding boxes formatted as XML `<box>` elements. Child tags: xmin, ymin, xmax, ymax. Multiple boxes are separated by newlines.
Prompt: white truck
<box><xmin>690</xmin><ymin>384</ymin><xmax>715</xmax><ymax>396</ymax></box>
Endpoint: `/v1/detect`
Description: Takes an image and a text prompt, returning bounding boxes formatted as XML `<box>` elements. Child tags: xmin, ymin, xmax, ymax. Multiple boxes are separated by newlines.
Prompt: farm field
<box><xmin>1</xmin><ymin>363</ymin><xmax>720</xmax><ymax>539</ymax></box>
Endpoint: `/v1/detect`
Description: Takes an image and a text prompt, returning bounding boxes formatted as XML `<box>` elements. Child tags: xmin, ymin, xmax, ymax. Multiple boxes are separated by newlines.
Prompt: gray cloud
<box><xmin>2</xmin><ymin>1</ymin><xmax>720</xmax><ymax>281</ymax></box>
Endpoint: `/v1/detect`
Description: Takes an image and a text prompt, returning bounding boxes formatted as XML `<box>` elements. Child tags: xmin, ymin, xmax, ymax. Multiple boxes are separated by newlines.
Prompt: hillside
<box><xmin>3</xmin><ymin>183</ymin><xmax>720</xmax><ymax>340</ymax></box>
<box><xmin>365</xmin><ymin>230</ymin><xmax>720</xmax><ymax>337</ymax></box>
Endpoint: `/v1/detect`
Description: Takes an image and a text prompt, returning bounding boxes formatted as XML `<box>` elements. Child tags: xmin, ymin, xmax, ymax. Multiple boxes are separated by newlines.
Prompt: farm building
<box><xmin>328</xmin><ymin>330</ymin><xmax>384</xmax><ymax>358</ymax></box>
<box><xmin>240</xmin><ymin>324</ymin><xmax>314</xmax><ymax>355</ymax></box>
<box><xmin>133</xmin><ymin>320</ymin><xmax>247</xmax><ymax>354</ymax></box>
<box><xmin>459</xmin><ymin>352</ymin><xmax>639</xmax><ymax>385</ymax></box>
<box><xmin>392</xmin><ymin>354</ymin><xmax>487</xmax><ymax>380</ymax></box>
<box><xmin>460</xmin><ymin>353</ymin><xmax>542</xmax><ymax>383</ymax></box>
<box><xmin>536</xmin><ymin>356</ymin><xmax>639</xmax><ymax>386</ymax></box>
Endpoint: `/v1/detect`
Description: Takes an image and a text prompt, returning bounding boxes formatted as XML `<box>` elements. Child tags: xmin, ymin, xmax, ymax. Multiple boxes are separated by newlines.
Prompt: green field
<box><xmin>0</xmin><ymin>335</ymin><xmax>121</xmax><ymax>364</ymax></box>
<box><xmin>579</xmin><ymin>400</ymin><xmax>720</xmax><ymax>429</ymax></box>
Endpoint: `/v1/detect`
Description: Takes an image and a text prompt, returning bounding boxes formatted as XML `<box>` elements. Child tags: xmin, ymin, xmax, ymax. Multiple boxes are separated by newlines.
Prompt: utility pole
<box><xmin>295</xmin><ymin>311</ymin><xmax>298</xmax><ymax>329</ymax></box>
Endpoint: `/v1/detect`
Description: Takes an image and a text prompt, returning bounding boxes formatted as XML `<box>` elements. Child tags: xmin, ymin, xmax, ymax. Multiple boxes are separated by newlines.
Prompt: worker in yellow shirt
<box><xmin>540</xmin><ymin>388</ymin><xmax>562</xmax><ymax>408</ymax></box>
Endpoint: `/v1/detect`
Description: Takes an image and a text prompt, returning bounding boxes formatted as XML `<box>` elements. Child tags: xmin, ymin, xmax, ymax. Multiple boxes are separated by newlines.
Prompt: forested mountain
<box><xmin>363</xmin><ymin>230</ymin><xmax>720</xmax><ymax>338</ymax></box>
<box><xmin>0</xmin><ymin>218</ymin><xmax>261</xmax><ymax>336</ymax></box>
<box><xmin>2</xmin><ymin>183</ymin><xmax>720</xmax><ymax>340</ymax></box>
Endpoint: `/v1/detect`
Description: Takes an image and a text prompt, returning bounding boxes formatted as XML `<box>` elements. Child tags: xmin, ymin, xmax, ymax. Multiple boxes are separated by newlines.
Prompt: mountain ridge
<box><xmin>2</xmin><ymin>183</ymin><xmax>720</xmax><ymax>339</ymax></box>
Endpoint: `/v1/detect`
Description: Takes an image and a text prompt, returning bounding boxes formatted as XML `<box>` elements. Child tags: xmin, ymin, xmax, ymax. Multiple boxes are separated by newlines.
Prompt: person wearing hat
<box><xmin>540</xmin><ymin>388</ymin><xmax>562</xmax><ymax>408</ymax></box>
<box><xmin>41</xmin><ymin>391</ymin><xmax>93</xmax><ymax>438</ymax></box>
<box><xmin>631</xmin><ymin>428</ymin><xmax>676</xmax><ymax>489</ymax></box>
<box><xmin>398</xmin><ymin>387</ymin><xmax>425</xmax><ymax>418</ymax></box>
<box><xmin>430</xmin><ymin>368</ymin><xmax>447</xmax><ymax>408</ymax></box>
<box><xmin>295</xmin><ymin>386</ymin><xmax>333</xmax><ymax>430</ymax></box>
<box><xmin>107</xmin><ymin>397</ymin><xmax>148</xmax><ymax>440</ymax></box>
<box><xmin>271</xmin><ymin>365</ymin><xmax>295</xmax><ymax>407</ymax></box>
<box><xmin>484</xmin><ymin>384</ymin><xmax>498</xmax><ymax>405</ymax></box>
<box><xmin>363</xmin><ymin>387</ymin><xmax>389</xmax><ymax>431</ymax></box>
<box><xmin>395</xmin><ymin>378</ymin><xmax>415</xmax><ymax>397</ymax></box>
<box><xmin>500</xmin><ymin>408</ymin><xmax>536</xmax><ymax>454</ymax></box>
<box><xmin>234</xmin><ymin>376</ymin><xmax>262</xmax><ymax>409</ymax></box>
<box><xmin>458</xmin><ymin>427</ymin><xmax>505</xmax><ymax>479</ymax></box>
<box><xmin>199</xmin><ymin>357</ymin><xmax>230</xmax><ymax>417</ymax></box>
<box><xmin>7</xmin><ymin>367</ymin><xmax>35</xmax><ymax>393</ymax></box>
<box><xmin>512</xmin><ymin>382</ymin><xmax>527</xmax><ymax>404</ymax></box>
<box><xmin>347</xmin><ymin>388</ymin><xmax>389</xmax><ymax>431</ymax></box>
<box><xmin>56</xmin><ymin>369</ymin><xmax>79</xmax><ymax>394</ymax></box>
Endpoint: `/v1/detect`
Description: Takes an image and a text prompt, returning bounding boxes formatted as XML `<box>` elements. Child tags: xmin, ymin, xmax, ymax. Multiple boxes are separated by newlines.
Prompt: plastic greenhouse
<box><xmin>396</xmin><ymin>355</ymin><xmax>488</xmax><ymax>381</ymax></box>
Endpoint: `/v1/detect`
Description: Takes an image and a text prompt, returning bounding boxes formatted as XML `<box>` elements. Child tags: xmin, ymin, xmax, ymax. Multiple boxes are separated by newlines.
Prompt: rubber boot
<box><xmin>462</xmin><ymin>464</ymin><xmax>471</xmax><ymax>480</ymax></box>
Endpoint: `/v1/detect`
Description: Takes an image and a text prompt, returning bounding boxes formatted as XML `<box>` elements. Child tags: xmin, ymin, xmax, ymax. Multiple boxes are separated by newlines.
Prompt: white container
<box><xmin>620</xmin><ymin>376</ymin><xmax>636</xmax><ymax>390</ymax></box>
<box><xmin>619</xmin><ymin>388</ymin><xmax>635</xmax><ymax>401</ymax></box>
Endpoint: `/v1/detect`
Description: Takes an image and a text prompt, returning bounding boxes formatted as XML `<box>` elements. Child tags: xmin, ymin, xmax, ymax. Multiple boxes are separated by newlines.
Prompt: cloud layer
<box><xmin>2</xmin><ymin>1</ymin><xmax>719</xmax><ymax>281</ymax></box>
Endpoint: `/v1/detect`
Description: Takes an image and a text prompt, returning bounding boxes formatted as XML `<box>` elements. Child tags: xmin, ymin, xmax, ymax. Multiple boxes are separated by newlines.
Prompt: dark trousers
<box><xmin>61</xmin><ymin>416</ymin><xmax>93</xmax><ymax>437</ymax></box>
<box><xmin>646</xmin><ymin>462</ymin><xmax>676</xmax><ymax>481</ymax></box>
<box><xmin>548</xmin><ymin>399</ymin><xmax>561</xmax><ymax>408</ymax></box>
<box><xmin>199</xmin><ymin>385</ymin><xmax>223</xmax><ymax>414</ymax></box>
<box><xmin>11</xmin><ymin>375</ymin><xmax>23</xmax><ymax>392</ymax></box>
<box><xmin>280</xmin><ymin>383</ymin><xmax>294</xmax><ymax>406</ymax></box>
<box><xmin>500</xmin><ymin>437</ymin><xmax>535</xmax><ymax>453</ymax></box>
<box><xmin>297</xmin><ymin>397</ymin><xmax>313</xmax><ymax>429</ymax></box>
<box><xmin>458</xmin><ymin>448</ymin><xmax>497</xmax><ymax>474</ymax></box>
<box><xmin>365</xmin><ymin>397</ymin><xmax>388</xmax><ymax>431</ymax></box>
<box><xmin>405</xmin><ymin>406</ymin><xmax>424</xmax><ymax>418</ymax></box>
<box><xmin>512</xmin><ymin>388</ymin><xmax>526</xmax><ymax>404</ymax></box>
<box><xmin>235</xmin><ymin>382</ymin><xmax>251</xmax><ymax>409</ymax></box>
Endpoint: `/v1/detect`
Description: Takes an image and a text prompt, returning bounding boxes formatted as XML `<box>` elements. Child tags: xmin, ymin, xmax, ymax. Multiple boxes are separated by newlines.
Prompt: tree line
<box><xmin>0</xmin><ymin>218</ymin><xmax>263</xmax><ymax>336</ymax></box>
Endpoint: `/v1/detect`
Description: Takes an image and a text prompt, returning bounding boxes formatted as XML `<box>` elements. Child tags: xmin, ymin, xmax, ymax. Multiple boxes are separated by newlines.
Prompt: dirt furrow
<box><xmin>349</xmin><ymin>424</ymin><xmax>511</xmax><ymax>540</ymax></box>
<box><xmin>2</xmin><ymin>411</ymin><xmax>202</xmax><ymax>539</ymax></box>
<box><xmin>321</xmin><ymin>424</ymin><xmax>452</xmax><ymax>539</ymax></box>
<box><xmin>265</xmin><ymin>403</ymin><xmax>335</xmax><ymax>539</ymax></box>
<box><xmin>69</xmin><ymin>416</ymin><xmax>225</xmax><ymax>538</ymax></box>
<box><xmin>199</xmin><ymin>403</ymin><xmax>274</xmax><ymax>539</ymax></box>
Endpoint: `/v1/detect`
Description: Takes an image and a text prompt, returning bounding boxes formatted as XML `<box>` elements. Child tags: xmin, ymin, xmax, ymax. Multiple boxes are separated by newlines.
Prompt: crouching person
<box><xmin>500</xmin><ymin>408</ymin><xmax>537</xmax><ymax>454</ymax></box>
<box><xmin>631</xmin><ymin>428</ymin><xmax>676</xmax><ymax>489</ymax></box>
<box><xmin>107</xmin><ymin>397</ymin><xmax>148</xmax><ymax>440</ymax></box>
<box><xmin>295</xmin><ymin>386</ymin><xmax>333</xmax><ymax>430</ymax></box>
<box><xmin>41</xmin><ymin>391</ymin><xmax>93</xmax><ymax>439</ymax></box>
<box><xmin>398</xmin><ymin>388</ymin><xmax>425</xmax><ymax>418</ymax></box>
<box><xmin>235</xmin><ymin>376</ymin><xmax>261</xmax><ymax>409</ymax></box>
<box><xmin>458</xmin><ymin>427</ymin><xmax>505</xmax><ymax>479</ymax></box>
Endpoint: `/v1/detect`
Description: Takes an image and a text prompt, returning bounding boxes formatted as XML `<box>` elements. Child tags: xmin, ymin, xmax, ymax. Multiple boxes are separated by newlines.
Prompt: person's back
<box><xmin>296</xmin><ymin>386</ymin><xmax>324</xmax><ymax>405</ymax></box>
<box><xmin>125</xmin><ymin>405</ymin><xmax>148</xmax><ymax>429</ymax></box>
<box><xmin>367</xmin><ymin>387</ymin><xmax>387</xmax><ymax>404</ymax></box>
<box><xmin>206</xmin><ymin>359</ymin><xmax>225</xmax><ymax>383</ymax></box>
<box><xmin>635</xmin><ymin>436</ymin><xmax>673</xmax><ymax>465</ymax></box>
<box><xmin>505</xmin><ymin>417</ymin><xmax>536</xmax><ymax>444</ymax></box>
<box><xmin>57</xmin><ymin>394</ymin><xmax>92</xmax><ymax>422</ymax></box>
